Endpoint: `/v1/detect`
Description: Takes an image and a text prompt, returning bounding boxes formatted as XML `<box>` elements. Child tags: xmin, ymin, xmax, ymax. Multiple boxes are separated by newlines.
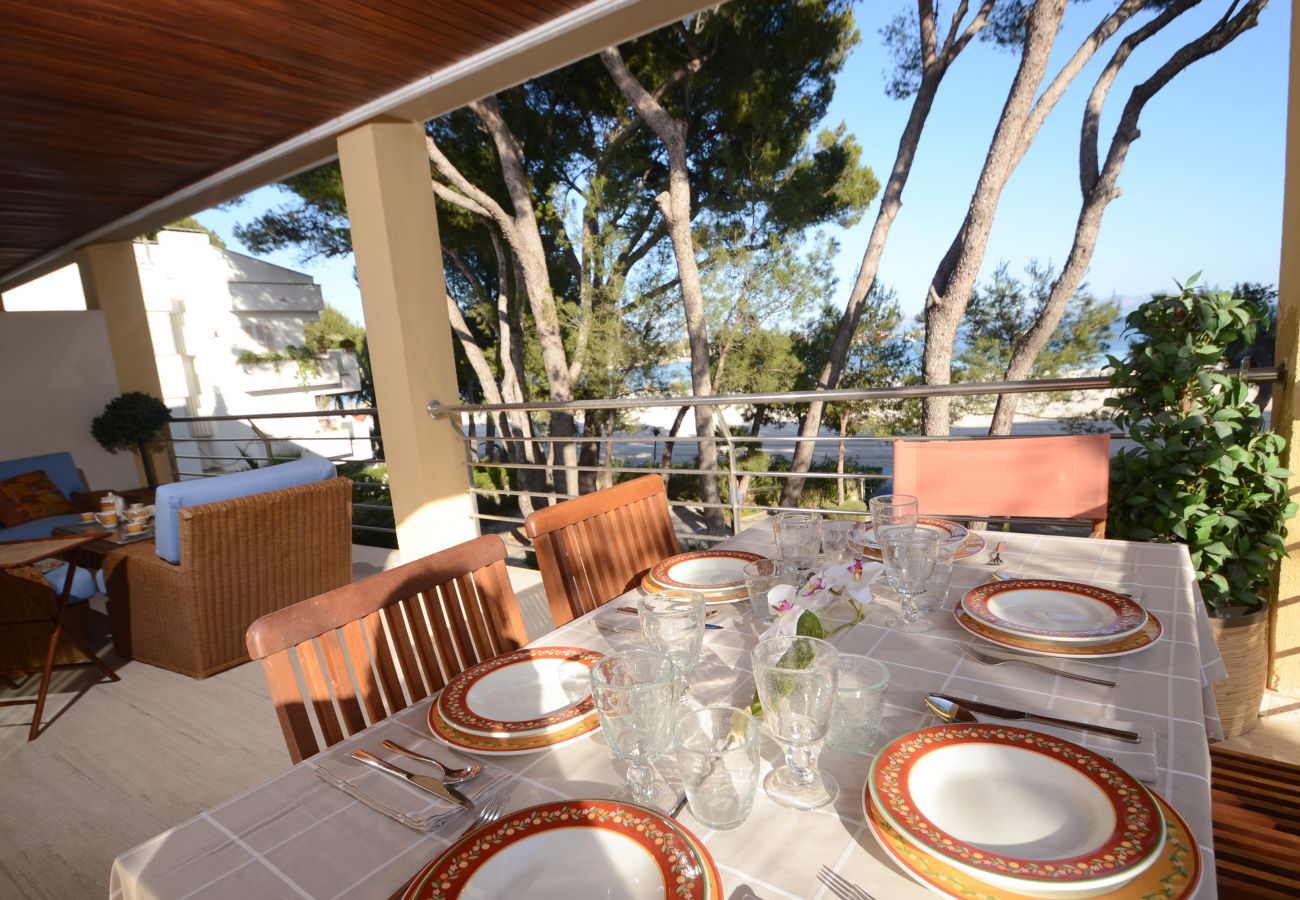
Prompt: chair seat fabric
<box><xmin>40</xmin><ymin>563</ymin><xmax>105</xmax><ymax>603</ymax></box>
<box><xmin>0</xmin><ymin>513</ymin><xmax>85</xmax><ymax>543</ymax></box>
<box><xmin>153</xmin><ymin>456</ymin><xmax>336</xmax><ymax>564</ymax></box>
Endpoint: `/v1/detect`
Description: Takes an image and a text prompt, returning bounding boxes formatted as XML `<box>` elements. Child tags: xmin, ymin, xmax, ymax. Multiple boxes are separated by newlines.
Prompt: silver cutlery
<box><xmin>349</xmin><ymin>749</ymin><xmax>475</xmax><ymax>808</ymax></box>
<box><xmin>458</xmin><ymin>791</ymin><xmax>507</xmax><ymax>838</ymax></box>
<box><xmin>593</xmin><ymin>619</ymin><xmax>639</xmax><ymax>636</ymax></box>
<box><xmin>617</xmin><ymin>605</ymin><xmax>720</xmax><ymax>619</ymax></box>
<box><xmin>961</xmin><ymin>644</ymin><xmax>1117</xmax><ymax>687</ymax></box>
<box><xmin>926</xmin><ymin>693</ymin><xmax>1141</xmax><ymax>743</ymax></box>
<box><xmin>818</xmin><ymin>866</ymin><xmax>876</xmax><ymax>900</ymax></box>
<box><xmin>379</xmin><ymin>740</ymin><xmax>482</xmax><ymax>784</ymax></box>
<box><xmin>986</xmin><ymin>541</ymin><xmax>1006</xmax><ymax>566</ymax></box>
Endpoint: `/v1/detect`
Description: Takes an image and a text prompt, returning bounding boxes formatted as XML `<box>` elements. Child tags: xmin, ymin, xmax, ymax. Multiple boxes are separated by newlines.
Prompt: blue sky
<box><xmin>194</xmin><ymin>1</ymin><xmax>1290</xmax><ymax>328</ymax></box>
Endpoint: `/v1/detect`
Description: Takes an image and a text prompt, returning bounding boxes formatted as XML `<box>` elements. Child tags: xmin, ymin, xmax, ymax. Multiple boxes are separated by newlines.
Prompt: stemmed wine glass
<box><xmin>589</xmin><ymin>650</ymin><xmax>679</xmax><ymax>811</ymax></box>
<box><xmin>868</xmin><ymin>493</ymin><xmax>919</xmax><ymax>545</ymax></box>
<box><xmin>638</xmin><ymin>589</ymin><xmax>706</xmax><ymax>676</ymax></box>
<box><xmin>880</xmin><ymin>529</ymin><xmax>940</xmax><ymax>633</ymax></box>
<box><xmin>751</xmin><ymin>635</ymin><xmax>840</xmax><ymax>810</ymax></box>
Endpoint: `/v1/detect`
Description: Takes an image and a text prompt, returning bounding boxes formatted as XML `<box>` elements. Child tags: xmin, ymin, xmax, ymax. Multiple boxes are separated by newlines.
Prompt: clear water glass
<box><xmin>774</xmin><ymin>512</ymin><xmax>821</xmax><ymax>577</ymax></box>
<box><xmin>827</xmin><ymin>655</ymin><xmax>891</xmax><ymax>753</ymax></box>
<box><xmin>751</xmin><ymin>635</ymin><xmax>840</xmax><ymax>810</ymax></box>
<box><xmin>638</xmin><ymin>589</ymin><xmax>706</xmax><ymax>673</ymax></box>
<box><xmin>917</xmin><ymin>541</ymin><xmax>956</xmax><ymax>611</ymax></box>
<box><xmin>881</xmin><ymin>529</ymin><xmax>939</xmax><ymax>633</ymax></box>
<box><xmin>869</xmin><ymin>493</ymin><xmax>919</xmax><ymax>543</ymax></box>
<box><xmin>820</xmin><ymin>519</ymin><xmax>857</xmax><ymax>563</ymax></box>
<box><xmin>673</xmin><ymin>706</ymin><xmax>760</xmax><ymax>829</ymax></box>
<box><xmin>590</xmin><ymin>650</ymin><xmax>679</xmax><ymax>811</ymax></box>
<box><xmin>743</xmin><ymin>559</ymin><xmax>797</xmax><ymax>623</ymax></box>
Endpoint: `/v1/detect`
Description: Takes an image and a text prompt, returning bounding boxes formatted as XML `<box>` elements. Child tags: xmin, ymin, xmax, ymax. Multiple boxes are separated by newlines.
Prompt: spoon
<box><xmin>378</xmin><ymin>740</ymin><xmax>483</xmax><ymax>783</ymax></box>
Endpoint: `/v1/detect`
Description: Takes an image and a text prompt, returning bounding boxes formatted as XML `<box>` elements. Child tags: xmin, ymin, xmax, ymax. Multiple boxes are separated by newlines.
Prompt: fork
<box><xmin>986</xmin><ymin>541</ymin><xmax>1006</xmax><ymax>566</ymax></box>
<box><xmin>458</xmin><ymin>791</ymin><xmax>506</xmax><ymax>839</ymax></box>
<box><xmin>818</xmin><ymin>866</ymin><xmax>876</xmax><ymax>900</ymax></box>
<box><xmin>961</xmin><ymin>644</ymin><xmax>1117</xmax><ymax>687</ymax></box>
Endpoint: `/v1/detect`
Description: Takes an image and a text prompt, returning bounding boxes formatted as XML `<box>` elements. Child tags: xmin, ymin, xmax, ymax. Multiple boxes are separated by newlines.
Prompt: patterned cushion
<box><xmin>0</xmin><ymin>470</ymin><xmax>76</xmax><ymax>527</ymax></box>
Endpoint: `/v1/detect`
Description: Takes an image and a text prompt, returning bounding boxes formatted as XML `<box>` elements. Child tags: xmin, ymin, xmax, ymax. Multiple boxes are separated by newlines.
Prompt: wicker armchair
<box><xmin>103</xmin><ymin>477</ymin><xmax>352</xmax><ymax>678</ymax></box>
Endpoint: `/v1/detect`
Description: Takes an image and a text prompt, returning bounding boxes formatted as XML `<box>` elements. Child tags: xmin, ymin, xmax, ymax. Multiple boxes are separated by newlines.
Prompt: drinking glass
<box><xmin>743</xmin><ymin>559</ymin><xmax>797</xmax><ymax>623</ymax></box>
<box><xmin>881</xmin><ymin>529</ymin><xmax>940</xmax><ymax>633</ymax></box>
<box><xmin>751</xmin><ymin>635</ymin><xmax>840</xmax><ymax>810</ymax></box>
<box><xmin>869</xmin><ymin>494</ymin><xmax>919</xmax><ymax>545</ymax></box>
<box><xmin>827</xmin><ymin>655</ymin><xmax>891</xmax><ymax>753</ymax></box>
<box><xmin>774</xmin><ymin>512</ymin><xmax>821</xmax><ymax>578</ymax></box>
<box><xmin>673</xmin><ymin>706</ymin><xmax>760</xmax><ymax>829</ymax></box>
<box><xmin>917</xmin><ymin>541</ymin><xmax>956</xmax><ymax>611</ymax></box>
<box><xmin>638</xmin><ymin>589</ymin><xmax>706</xmax><ymax>673</ymax></box>
<box><xmin>590</xmin><ymin>650</ymin><xmax>679</xmax><ymax>811</ymax></box>
<box><xmin>820</xmin><ymin>519</ymin><xmax>857</xmax><ymax>563</ymax></box>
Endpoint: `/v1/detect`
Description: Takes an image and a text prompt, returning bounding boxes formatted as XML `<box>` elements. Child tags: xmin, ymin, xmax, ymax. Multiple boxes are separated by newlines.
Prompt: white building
<box><xmin>1</xmin><ymin>228</ymin><xmax>365</xmax><ymax>479</ymax></box>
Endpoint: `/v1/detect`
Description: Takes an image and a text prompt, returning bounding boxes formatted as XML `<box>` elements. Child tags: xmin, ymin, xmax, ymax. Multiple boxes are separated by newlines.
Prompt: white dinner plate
<box><xmin>962</xmin><ymin>579</ymin><xmax>1148</xmax><ymax>643</ymax></box>
<box><xmin>857</xmin><ymin>517</ymin><xmax>969</xmax><ymax>550</ymax></box>
<box><xmin>870</xmin><ymin>724</ymin><xmax>1165</xmax><ymax>896</ymax></box>
<box><xmin>647</xmin><ymin>549</ymin><xmax>765</xmax><ymax>591</ymax></box>
<box><xmin>436</xmin><ymin>647</ymin><xmax>602</xmax><ymax>738</ymax></box>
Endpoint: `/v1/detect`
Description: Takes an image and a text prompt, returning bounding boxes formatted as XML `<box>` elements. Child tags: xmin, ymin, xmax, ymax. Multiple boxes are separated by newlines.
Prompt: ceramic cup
<box><xmin>125</xmin><ymin>521</ymin><xmax>145</xmax><ymax>534</ymax></box>
<box><xmin>96</xmin><ymin>511</ymin><xmax>119</xmax><ymax>527</ymax></box>
<box><xmin>79</xmin><ymin>511</ymin><xmax>96</xmax><ymax>523</ymax></box>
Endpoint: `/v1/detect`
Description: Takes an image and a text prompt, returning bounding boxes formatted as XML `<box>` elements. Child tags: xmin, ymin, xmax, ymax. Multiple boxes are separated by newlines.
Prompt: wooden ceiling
<box><xmin>0</xmin><ymin>0</ymin><xmax>594</xmax><ymax>286</ymax></box>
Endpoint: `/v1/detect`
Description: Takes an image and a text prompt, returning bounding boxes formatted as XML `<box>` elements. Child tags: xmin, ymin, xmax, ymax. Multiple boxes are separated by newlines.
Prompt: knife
<box><xmin>349</xmin><ymin>750</ymin><xmax>475</xmax><ymax>808</ymax></box>
<box><xmin>927</xmin><ymin>693</ymin><xmax>1142</xmax><ymax>744</ymax></box>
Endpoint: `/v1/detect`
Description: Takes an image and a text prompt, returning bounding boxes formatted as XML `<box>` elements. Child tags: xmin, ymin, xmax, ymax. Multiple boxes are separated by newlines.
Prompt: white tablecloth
<box><xmin>110</xmin><ymin>526</ymin><xmax>1225</xmax><ymax>899</ymax></box>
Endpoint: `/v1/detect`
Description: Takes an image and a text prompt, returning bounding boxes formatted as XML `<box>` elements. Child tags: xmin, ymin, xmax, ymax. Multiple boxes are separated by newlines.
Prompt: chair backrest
<box><xmin>0</xmin><ymin>452</ymin><xmax>82</xmax><ymax>500</ymax></box>
<box><xmin>154</xmin><ymin>455</ymin><xmax>336</xmax><ymax>563</ymax></box>
<box><xmin>524</xmin><ymin>474</ymin><xmax>681</xmax><ymax>626</ymax></box>
<box><xmin>245</xmin><ymin>534</ymin><xmax>527</xmax><ymax>764</ymax></box>
<box><xmin>891</xmin><ymin>435</ymin><xmax>1111</xmax><ymax>537</ymax></box>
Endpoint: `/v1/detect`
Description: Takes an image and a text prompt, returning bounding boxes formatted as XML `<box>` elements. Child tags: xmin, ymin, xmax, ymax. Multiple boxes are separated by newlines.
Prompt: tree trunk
<box><xmin>837</xmin><ymin>417</ymin><xmax>848</xmax><ymax>506</ymax></box>
<box><xmin>137</xmin><ymin>441</ymin><xmax>157</xmax><ymax>488</ymax></box>
<box><xmin>661</xmin><ymin>405</ymin><xmax>690</xmax><ymax>477</ymax></box>
<box><xmin>921</xmin><ymin>0</ymin><xmax>1068</xmax><ymax>436</ymax></box>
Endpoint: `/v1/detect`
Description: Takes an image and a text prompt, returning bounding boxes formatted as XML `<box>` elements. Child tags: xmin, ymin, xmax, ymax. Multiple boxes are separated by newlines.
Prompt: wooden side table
<box><xmin>0</xmin><ymin>534</ymin><xmax>121</xmax><ymax>740</ymax></box>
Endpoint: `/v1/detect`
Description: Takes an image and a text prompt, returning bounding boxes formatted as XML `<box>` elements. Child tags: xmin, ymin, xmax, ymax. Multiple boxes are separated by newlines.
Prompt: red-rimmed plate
<box><xmin>962</xmin><ymin>579</ymin><xmax>1148</xmax><ymax>643</ymax></box>
<box><xmin>428</xmin><ymin>698</ymin><xmax>599</xmax><ymax>756</ymax></box>
<box><xmin>400</xmin><ymin>799</ymin><xmax>722</xmax><ymax>900</ymax></box>
<box><xmin>643</xmin><ymin>549</ymin><xmax>766</xmax><ymax>602</ymax></box>
<box><xmin>858</xmin><ymin>517</ymin><xmax>969</xmax><ymax>549</ymax></box>
<box><xmin>856</xmin><ymin>527</ymin><xmax>987</xmax><ymax>561</ymax></box>
<box><xmin>863</xmin><ymin>785</ymin><xmax>1201</xmax><ymax>900</ymax></box>
<box><xmin>869</xmin><ymin>724</ymin><xmax>1165</xmax><ymax>895</ymax></box>
<box><xmin>954</xmin><ymin>605</ymin><xmax>1163</xmax><ymax>658</ymax></box>
<box><xmin>436</xmin><ymin>647</ymin><xmax>602</xmax><ymax>738</ymax></box>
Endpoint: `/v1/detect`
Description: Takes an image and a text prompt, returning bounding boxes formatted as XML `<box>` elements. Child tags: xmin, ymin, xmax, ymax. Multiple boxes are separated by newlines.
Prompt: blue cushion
<box><xmin>153</xmin><ymin>456</ymin><xmax>336</xmax><ymax>564</ymax></box>
<box><xmin>0</xmin><ymin>452</ymin><xmax>82</xmax><ymax>500</ymax></box>
<box><xmin>0</xmin><ymin>512</ymin><xmax>85</xmax><ymax>542</ymax></box>
<box><xmin>41</xmin><ymin>563</ymin><xmax>104</xmax><ymax>603</ymax></box>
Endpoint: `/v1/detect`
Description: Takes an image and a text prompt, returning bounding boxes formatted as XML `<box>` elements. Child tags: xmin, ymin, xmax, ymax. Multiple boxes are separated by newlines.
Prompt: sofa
<box><xmin>103</xmin><ymin>456</ymin><xmax>353</xmax><ymax>678</ymax></box>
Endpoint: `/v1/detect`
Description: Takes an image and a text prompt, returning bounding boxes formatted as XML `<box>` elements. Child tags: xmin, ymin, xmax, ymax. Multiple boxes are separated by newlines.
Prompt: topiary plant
<box><xmin>91</xmin><ymin>392</ymin><xmax>172</xmax><ymax>487</ymax></box>
<box><xmin>1106</xmin><ymin>276</ymin><xmax>1295</xmax><ymax>616</ymax></box>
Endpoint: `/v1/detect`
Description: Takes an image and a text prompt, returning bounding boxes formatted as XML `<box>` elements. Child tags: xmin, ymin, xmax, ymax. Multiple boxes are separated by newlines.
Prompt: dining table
<box><xmin>108</xmin><ymin>522</ymin><xmax>1227</xmax><ymax>899</ymax></box>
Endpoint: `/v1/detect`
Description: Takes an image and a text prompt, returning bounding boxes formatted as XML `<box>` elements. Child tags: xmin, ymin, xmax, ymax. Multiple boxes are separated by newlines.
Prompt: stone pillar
<box><xmin>337</xmin><ymin>118</ymin><xmax>478</xmax><ymax>561</ymax></box>
<box><xmin>76</xmin><ymin>242</ymin><xmax>172</xmax><ymax>487</ymax></box>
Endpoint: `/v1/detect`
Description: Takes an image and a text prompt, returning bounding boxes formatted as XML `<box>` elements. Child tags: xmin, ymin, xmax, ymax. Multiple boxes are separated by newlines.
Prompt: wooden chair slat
<box><xmin>245</xmin><ymin>535</ymin><xmax>526</xmax><ymax>763</ymax></box>
<box><xmin>1211</xmin><ymin>745</ymin><xmax>1300</xmax><ymax>899</ymax></box>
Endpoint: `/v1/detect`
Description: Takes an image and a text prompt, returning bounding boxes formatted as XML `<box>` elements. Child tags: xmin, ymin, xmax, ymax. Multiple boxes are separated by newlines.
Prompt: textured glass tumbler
<box><xmin>673</xmin><ymin>706</ymin><xmax>760</xmax><ymax>829</ymax></box>
<box><xmin>638</xmin><ymin>589</ymin><xmax>706</xmax><ymax>673</ymax></box>
<box><xmin>869</xmin><ymin>494</ymin><xmax>919</xmax><ymax>543</ymax></box>
<box><xmin>590</xmin><ymin>650</ymin><xmax>678</xmax><ymax>811</ymax></box>
<box><xmin>820</xmin><ymin>519</ymin><xmax>858</xmax><ymax>563</ymax></box>
<box><xmin>752</xmin><ymin>635</ymin><xmax>840</xmax><ymax>810</ymax></box>
<box><xmin>881</xmin><ymin>529</ymin><xmax>939</xmax><ymax>633</ymax></box>
<box><xmin>743</xmin><ymin>559</ymin><xmax>797</xmax><ymax>623</ymax></box>
<box><xmin>827</xmin><ymin>655</ymin><xmax>891</xmax><ymax>753</ymax></box>
<box><xmin>917</xmin><ymin>541</ymin><xmax>956</xmax><ymax>611</ymax></box>
<box><xmin>774</xmin><ymin>512</ymin><xmax>821</xmax><ymax>577</ymax></box>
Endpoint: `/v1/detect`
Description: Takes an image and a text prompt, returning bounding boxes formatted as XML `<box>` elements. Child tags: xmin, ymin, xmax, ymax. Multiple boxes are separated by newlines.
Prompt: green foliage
<box><xmin>236</xmin><ymin>345</ymin><xmax>323</xmax><ymax>384</ymax></box>
<box><xmin>304</xmin><ymin>305</ymin><xmax>364</xmax><ymax>354</ymax></box>
<box><xmin>1106</xmin><ymin>277</ymin><xmax>1296</xmax><ymax>615</ymax></box>
<box><xmin>141</xmin><ymin>217</ymin><xmax>226</xmax><ymax>249</ymax></box>
<box><xmin>91</xmin><ymin>392</ymin><xmax>171</xmax><ymax>454</ymax></box>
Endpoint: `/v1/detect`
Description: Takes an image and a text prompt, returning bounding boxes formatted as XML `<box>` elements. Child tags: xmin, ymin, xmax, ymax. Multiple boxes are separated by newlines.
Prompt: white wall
<box><xmin>0</xmin><ymin>311</ymin><xmax>141</xmax><ymax>490</ymax></box>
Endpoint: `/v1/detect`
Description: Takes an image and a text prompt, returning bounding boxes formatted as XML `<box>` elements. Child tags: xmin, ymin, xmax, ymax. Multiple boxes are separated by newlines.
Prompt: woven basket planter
<box><xmin>1209</xmin><ymin>607</ymin><xmax>1269</xmax><ymax>739</ymax></box>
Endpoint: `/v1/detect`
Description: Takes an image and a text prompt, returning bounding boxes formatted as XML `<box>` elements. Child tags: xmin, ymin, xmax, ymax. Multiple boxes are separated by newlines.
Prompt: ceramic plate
<box><xmin>858</xmin><ymin>517</ymin><xmax>969</xmax><ymax>549</ymax></box>
<box><xmin>644</xmin><ymin>549</ymin><xmax>766</xmax><ymax>602</ymax></box>
<box><xmin>962</xmin><ymin>580</ymin><xmax>1148</xmax><ymax>643</ymax></box>
<box><xmin>401</xmin><ymin>799</ymin><xmax>721</xmax><ymax>900</ymax></box>
<box><xmin>436</xmin><ymin>647</ymin><xmax>602</xmax><ymax>738</ymax></box>
<box><xmin>864</xmin><ymin>787</ymin><xmax>1201</xmax><ymax>900</ymax></box>
<box><xmin>858</xmin><ymin>528</ymin><xmax>987</xmax><ymax>562</ymax></box>
<box><xmin>869</xmin><ymin>724</ymin><xmax>1164</xmax><ymax>894</ymax></box>
<box><xmin>954</xmin><ymin>605</ymin><xmax>1163</xmax><ymax>658</ymax></box>
<box><xmin>640</xmin><ymin>575</ymin><xmax>748</xmax><ymax>603</ymax></box>
<box><xmin>428</xmin><ymin>699</ymin><xmax>600</xmax><ymax>756</ymax></box>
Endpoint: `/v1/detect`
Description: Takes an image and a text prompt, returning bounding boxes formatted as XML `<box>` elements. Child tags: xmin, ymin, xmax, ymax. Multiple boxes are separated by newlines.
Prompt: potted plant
<box><xmin>1106</xmin><ymin>277</ymin><xmax>1295</xmax><ymax>737</ymax></box>
<box><xmin>91</xmin><ymin>392</ymin><xmax>173</xmax><ymax>488</ymax></box>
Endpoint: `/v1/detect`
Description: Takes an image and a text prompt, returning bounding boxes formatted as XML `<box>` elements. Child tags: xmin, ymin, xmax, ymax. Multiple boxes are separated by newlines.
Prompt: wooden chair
<box><xmin>245</xmin><ymin>534</ymin><xmax>527</xmax><ymax>764</ymax></box>
<box><xmin>525</xmin><ymin>474</ymin><xmax>680</xmax><ymax>627</ymax></box>
<box><xmin>891</xmin><ymin>435</ymin><xmax>1111</xmax><ymax>538</ymax></box>
<box><xmin>1211</xmin><ymin>745</ymin><xmax>1300</xmax><ymax>898</ymax></box>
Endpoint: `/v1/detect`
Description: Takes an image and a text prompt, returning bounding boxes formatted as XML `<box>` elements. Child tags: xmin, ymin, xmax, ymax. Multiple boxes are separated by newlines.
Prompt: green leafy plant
<box><xmin>1106</xmin><ymin>276</ymin><xmax>1295</xmax><ymax>615</ymax></box>
<box><xmin>91</xmin><ymin>392</ymin><xmax>172</xmax><ymax>487</ymax></box>
<box><xmin>236</xmin><ymin>345</ymin><xmax>323</xmax><ymax>385</ymax></box>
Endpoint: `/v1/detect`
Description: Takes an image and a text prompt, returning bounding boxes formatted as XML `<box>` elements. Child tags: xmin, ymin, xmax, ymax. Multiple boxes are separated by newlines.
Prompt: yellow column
<box><xmin>337</xmin><ymin>118</ymin><xmax>478</xmax><ymax>561</ymax></box>
<box><xmin>76</xmin><ymin>242</ymin><xmax>172</xmax><ymax>487</ymax></box>
<box><xmin>1270</xmin><ymin>7</ymin><xmax>1300</xmax><ymax>689</ymax></box>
